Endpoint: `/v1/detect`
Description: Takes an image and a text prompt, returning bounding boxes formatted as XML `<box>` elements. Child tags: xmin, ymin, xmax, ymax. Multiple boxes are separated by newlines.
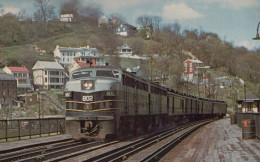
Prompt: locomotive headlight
<box><xmin>82</xmin><ymin>80</ymin><xmax>94</xmax><ymax>90</ymax></box>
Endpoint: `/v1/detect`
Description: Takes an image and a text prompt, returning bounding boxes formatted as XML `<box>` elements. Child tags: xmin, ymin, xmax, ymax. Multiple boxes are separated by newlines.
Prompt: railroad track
<box><xmin>64</xmin><ymin>119</ymin><xmax>212</xmax><ymax>162</ymax></box>
<box><xmin>0</xmin><ymin>120</ymin><xmax>212</xmax><ymax>161</ymax></box>
<box><xmin>0</xmin><ymin>138</ymin><xmax>81</xmax><ymax>161</ymax></box>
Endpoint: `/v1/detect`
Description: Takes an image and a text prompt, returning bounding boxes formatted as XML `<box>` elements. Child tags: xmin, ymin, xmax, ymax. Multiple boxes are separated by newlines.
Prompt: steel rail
<box><xmin>83</xmin><ymin>120</ymin><xmax>211</xmax><ymax>162</ymax></box>
<box><xmin>139</xmin><ymin>121</ymin><xmax>210</xmax><ymax>162</ymax></box>
<box><xmin>0</xmin><ymin>139</ymin><xmax>78</xmax><ymax>161</ymax></box>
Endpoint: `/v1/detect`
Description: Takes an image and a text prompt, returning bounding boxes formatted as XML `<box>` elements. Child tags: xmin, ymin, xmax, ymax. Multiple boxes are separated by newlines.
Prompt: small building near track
<box><xmin>237</xmin><ymin>93</ymin><xmax>260</xmax><ymax>113</ymax></box>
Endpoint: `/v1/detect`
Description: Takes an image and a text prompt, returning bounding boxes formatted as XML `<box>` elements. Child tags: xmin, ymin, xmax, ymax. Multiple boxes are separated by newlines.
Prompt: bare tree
<box><xmin>17</xmin><ymin>9</ymin><xmax>27</xmax><ymax>20</ymax></box>
<box><xmin>60</xmin><ymin>0</ymin><xmax>80</xmax><ymax>13</ymax></box>
<box><xmin>79</xmin><ymin>3</ymin><xmax>103</xmax><ymax>25</ymax></box>
<box><xmin>34</xmin><ymin>0</ymin><xmax>50</xmax><ymax>21</ymax></box>
<box><xmin>136</xmin><ymin>15</ymin><xmax>151</xmax><ymax>27</ymax></box>
<box><xmin>151</xmin><ymin>16</ymin><xmax>162</xmax><ymax>31</ymax></box>
<box><xmin>136</xmin><ymin>15</ymin><xmax>163</xmax><ymax>38</ymax></box>
<box><xmin>47</xmin><ymin>5</ymin><xmax>56</xmax><ymax>20</ymax></box>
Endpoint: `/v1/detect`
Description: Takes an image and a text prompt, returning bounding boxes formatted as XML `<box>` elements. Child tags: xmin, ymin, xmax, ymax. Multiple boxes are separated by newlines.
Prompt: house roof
<box><xmin>123</xmin><ymin>24</ymin><xmax>137</xmax><ymax>30</ymax></box>
<box><xmin>184</xmin><ymin>59</ymin><xmax>203</xmax><ymax>64</ymax></box>
<box><xmin>77</xmin><ymin>62</ymin><xmax>89</xmax><ymax>68</ymax></box>
<box><xmin>237</xmin><ymin>93</ymin><xmax>260</xmax><ymax>102</ymax></box>
<box><xmin>56</xmin><ymin>46</ymin><xmax>99</xmax><ymax>54</ymax></box>
<box><xmin>118</xmin><ymin>24</ymin><xmax>137</xmax><ymax>30</ymax></box>
<box><xmin>119</xmin><ymin>44</ymin><xmax>132</xmax><ymax>50</ymax></box>
<box><xmin>0</xmin><ymin>70</ymin><xmax>16</xmax><ymax>81</ymax></box>
<box><xmin>33</xmin><ymin>61</ymin><xmax>64</xmax><ymax>70</ymax></box>
<box><xmin>7</xmin><ymin>66</ymin><xmax>29</xmax><ymax>73</ymax></box>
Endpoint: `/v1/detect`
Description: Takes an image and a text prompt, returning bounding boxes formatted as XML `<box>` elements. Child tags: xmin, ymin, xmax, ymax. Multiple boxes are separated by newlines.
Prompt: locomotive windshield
<box><xmin>96</xmin><ymin>70</ymin><xmax>120</xmax><ymax>78</ymax></box>
<box><xmin>72</xmin><ymin>71</ymin><xmax>92</xmax><ymax>79</ymax></box>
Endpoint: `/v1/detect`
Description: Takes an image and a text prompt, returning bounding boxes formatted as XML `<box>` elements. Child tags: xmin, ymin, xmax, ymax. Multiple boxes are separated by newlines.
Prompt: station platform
<box><xmin>161</xmin><ymin>118</ymin><xmax>260</xmax><ymax>162</ymax></box>
<box><xmin>0</xmin><ymin>134</ymin><xmax>72</xmax><ymax>153</ymax></box>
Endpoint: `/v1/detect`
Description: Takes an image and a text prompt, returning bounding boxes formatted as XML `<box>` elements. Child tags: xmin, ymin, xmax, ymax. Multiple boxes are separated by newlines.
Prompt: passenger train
<box><xmin>64</xmin><ymin>66</ymin><xmax>227</xmax><ymax>140</ymax></box>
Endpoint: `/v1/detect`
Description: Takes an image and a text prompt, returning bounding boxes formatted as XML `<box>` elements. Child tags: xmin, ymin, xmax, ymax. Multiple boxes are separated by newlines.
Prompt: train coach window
<box><xmin>96</xmin><ymin>70</ymin><xmax>120</xmax><ymax>78</ymax></box>
<box><xmin>72</xmin><ymin>71</ymin><xmax>92</xmax><ymax>79</ymax></box>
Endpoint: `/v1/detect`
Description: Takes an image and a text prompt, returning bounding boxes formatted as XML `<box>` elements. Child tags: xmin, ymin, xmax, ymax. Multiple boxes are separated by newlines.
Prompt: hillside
<box><xmin>1</xmin><ymin>22</ymin><xmax>260</xmax><ymax>115</ymax></box>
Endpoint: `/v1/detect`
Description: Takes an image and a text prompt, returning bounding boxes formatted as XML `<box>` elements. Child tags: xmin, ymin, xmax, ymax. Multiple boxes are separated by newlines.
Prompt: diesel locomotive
<box><xmin>64</xmin><ymin>66</ymin><xmax>227</xmax><ymax>140</ymax></box>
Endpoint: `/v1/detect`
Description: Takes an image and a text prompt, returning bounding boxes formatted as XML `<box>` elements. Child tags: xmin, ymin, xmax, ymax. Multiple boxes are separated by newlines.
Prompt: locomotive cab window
<box><xmin>96</xmin><ymin>70</ymin><xmax>120</xmax><ymax>78</ymax></box>
<box><xmin>72</xmin><ymin>71</ymin><xmax>92</xmax><ymax>79</ymax></box>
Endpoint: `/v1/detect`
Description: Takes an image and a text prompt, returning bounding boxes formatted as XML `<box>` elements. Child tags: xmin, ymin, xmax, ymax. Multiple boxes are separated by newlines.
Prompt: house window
<box><xmin>189</xmin><ymin>63</ymin><xmax>193</xmax><ymax>72</ymax></box>
<box><xmin>118</xmin><ymin>28</ymin><xmax>120</xmax><ymax>32</ymax></box>
<box><xmin>184</xmin><ymin>63</ymin><xmax>187</xmax><ymax>72</ymax></box>
<box><xmin>123</xmin><ymin>27</ymin><xmax>126</xmax><ymax>31</ymax></box>
<box><xmin>45</xmin><ymin>78</ymin><xmax>47</xmax><ymax>83</ymax></box>
<box><xmin>45</xmin><ymin>71</ymin><xmax>47</xmax><ymax>75</ymax></box>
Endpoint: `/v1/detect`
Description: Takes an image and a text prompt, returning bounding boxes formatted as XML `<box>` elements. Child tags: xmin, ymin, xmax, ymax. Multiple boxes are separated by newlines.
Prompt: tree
<box><xmin>34</xmin><ymin>0</ymin><xmax>50</xmax><ymax>22</ymax></box>
<box><xmin>136</xmin><ymin>15</ymin><xmax>163</xmax><ymax>38</ymax></box>
<box><xmin>79</xmin><ymin>3</ymin><xmax>103</xmax><ymax>25</ymax></box>
<box><xmin>60</xmin><ymin>0</ymin><xmax>80</xmax><ymax>13</ymax></box>
<box><xmin>151</xmin><ymin>16</ymin><xmax>162</xmax><ymax>31</ymax></box>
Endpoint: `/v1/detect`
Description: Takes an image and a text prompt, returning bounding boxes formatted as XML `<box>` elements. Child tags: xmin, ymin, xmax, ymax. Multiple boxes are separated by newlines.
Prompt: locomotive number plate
<box><xmin>82</xmin><ymin>96</ymin><xmax>94</xmax><ymax>102</ymax></box>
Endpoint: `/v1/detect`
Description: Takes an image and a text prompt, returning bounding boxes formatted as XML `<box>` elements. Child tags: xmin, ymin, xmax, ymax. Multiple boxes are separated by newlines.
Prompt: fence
<box><xmin>235</xmin><ymin>112</ymin><xmax>260</xmax><ymax>139</ymax></box>
<box><xmin>0</xmin><ymin>117</ymin><xmax>65</xmax><ymax>142</ymax></box>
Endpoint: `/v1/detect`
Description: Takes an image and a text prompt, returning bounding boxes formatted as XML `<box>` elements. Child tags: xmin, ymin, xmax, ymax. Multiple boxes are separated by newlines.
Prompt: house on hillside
<box><xmin>115</xmin><ymin>24</ymin><xmax>137</xmax><ymax>36</ymax></box>
<box><xmin>237</xmin><ymin>93</ymin><xmax>260</xmax><ymax>113</ymax></box>
<box><xmin>3</xmin><ymin>66</ymin><xmax>31</xmax><ymax>94</ymax></box>
<box><xmin>32</xmin><ymin>61</ymin><xmax>66</xmax><ymax>89</ymax></box>
<box><xmin>60</xmin><ymin>10</ymin><xmax>79</xmax><ymax>23</ymax></box>
<box><xmin>53</xmin><ymin>45</ymin><xmax>100</xmax><ymax>65</ymax></box>
<box><xmin>0</xmin><ymin>70</ymin><xmax>17</xmax><ymax>109</ymax></box>
<box><xmin>68</xmin><ymin>56</ymin><xmax>105</xmax><ymax>74</ymax></box>
<box><xmin>183</xmin><ymin>58</ymin><xmax>210</xmax><ymax>84</ymax></box>
<box><xmin>118</xmin><ymin>44</ymin><xmax>133</xmax><ymax>55</ymax></box>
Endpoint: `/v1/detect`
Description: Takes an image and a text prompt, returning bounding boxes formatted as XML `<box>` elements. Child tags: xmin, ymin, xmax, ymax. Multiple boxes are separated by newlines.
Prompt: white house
<box><xmin>115</xmin><ymin>24</ymin><xmax>137</xmax><ymax>36</ymax></box>
<box><xmin>3</xmin><ymin>66</ymin><xmax>31</xmax><ymax>94</ymax></box>
<box><xmin>60</xmin><ymin>10</ymin><xmax>79</xmax><ymax>23</ymax></box>
<box><xmin>118</xmin><ymin>44</ymin><xmax>133</xmax><ymax>55</ymax></box>
<box><xmin>32</xmin><ymin>61</ymin><xmax>65</xmax><ymax>89</ymax></box>
<box><xmin>53</xmin><ymin>45</ymin><xmax>100</xmax><ymax>65</ymax></box>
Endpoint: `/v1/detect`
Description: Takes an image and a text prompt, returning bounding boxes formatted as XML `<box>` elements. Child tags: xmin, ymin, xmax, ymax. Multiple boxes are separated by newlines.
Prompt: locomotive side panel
<box><xmin>168</xmin><ymin>96</ymin><xmax>173</xmax><ymax>115</ymax></box>
<box><xmin>174</xmin><ymin>96</ymin><xmax>184</xmax><ymax>115</ymax></box>
<box><xmin>203</xmin><ymin>102</ymin><xmax>213</xmax><ymax>114</ymax></box>
<box><xmin>161</xmin><ymin>95</ymin><xmax>168</xmax><ymax>114</ymax></box>
<box><xmin>150</xmin><ymin>93</ymin><xmax>160</xmax><ymax>114</ymax></box>
<box><xmin>191</xmin><ymin>99</ymin><xmax>197</xmax><ymax>114</ymax></box>
<box><xmin>186</xmin><ymin>98</ymin><xmax>192</xmax><ymax>114</ymax></box>
<box><xmin>137</xmin><ymin>89</ymin><xmax>149</xmax><ymax>115</ymax></box>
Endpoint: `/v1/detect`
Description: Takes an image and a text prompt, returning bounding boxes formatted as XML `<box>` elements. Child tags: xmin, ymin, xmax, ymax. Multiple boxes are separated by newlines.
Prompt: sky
<box><xmin>0</xmin><ymin>0</ymin><xmax>260</xmax><ymax>50</ymax></box>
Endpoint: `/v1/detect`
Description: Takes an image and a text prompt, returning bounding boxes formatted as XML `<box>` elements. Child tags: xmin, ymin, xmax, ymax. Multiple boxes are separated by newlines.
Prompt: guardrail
<box><xmin>235</xmin><ymin>112</ymin><xmax>260</xmax><ymax>139</ymax></box>
<box><xmin>0</xmin><ymin>117</ymin><xmax>65</xmax><ymax>142</ymax></box>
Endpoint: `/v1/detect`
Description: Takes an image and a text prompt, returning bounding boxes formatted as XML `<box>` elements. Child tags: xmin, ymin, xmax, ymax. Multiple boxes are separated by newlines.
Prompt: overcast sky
<box><xmin>1</xmin><ymin>0</ymin><xmax>260</xmax><ymax>50</ymax></box>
